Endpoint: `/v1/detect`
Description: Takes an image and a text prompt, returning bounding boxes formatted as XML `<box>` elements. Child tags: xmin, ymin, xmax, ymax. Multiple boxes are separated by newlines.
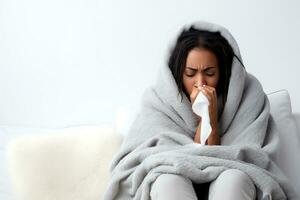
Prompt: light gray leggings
<box><xmin>150</xmin><ymin>169</ymin><xmax>256</xmax><ymax>200</ymax></box>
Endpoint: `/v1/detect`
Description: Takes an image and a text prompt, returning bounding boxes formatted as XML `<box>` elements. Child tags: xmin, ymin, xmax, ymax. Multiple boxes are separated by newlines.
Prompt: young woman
<box><xmin>149</xmin><ymin>26</ymin><xmax>256</xmax><ymax>200</ymax></box>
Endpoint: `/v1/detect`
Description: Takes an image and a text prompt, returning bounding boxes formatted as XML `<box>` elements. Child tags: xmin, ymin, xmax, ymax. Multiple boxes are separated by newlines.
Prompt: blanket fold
<box><xmin>104</xmin><ymin>21</ymin><xmax>297</xmax><ymax>200</ymax></box>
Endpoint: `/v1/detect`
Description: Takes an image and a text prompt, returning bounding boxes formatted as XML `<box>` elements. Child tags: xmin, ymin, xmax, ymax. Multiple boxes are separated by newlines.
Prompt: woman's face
<box><xmin>183</xmin><ymin>48</ymin><xmax>220</xmax><ymax>96</ymax></box>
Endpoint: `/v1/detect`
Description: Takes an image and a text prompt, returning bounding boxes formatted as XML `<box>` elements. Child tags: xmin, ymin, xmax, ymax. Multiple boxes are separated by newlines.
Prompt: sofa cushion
<box><xmin>1</xmin><ymin>126</ymin><xmax>55</xmax><ymax>200</ymax></box>
<box><xmin>7</xmin><ymin>125</ymin><xmax>120</xmax><ymax>200</ymax></box>
<box><xmin>267</xmin><ymin>89</ymin><xmax>300</xmax><ymax>198</ymax></box>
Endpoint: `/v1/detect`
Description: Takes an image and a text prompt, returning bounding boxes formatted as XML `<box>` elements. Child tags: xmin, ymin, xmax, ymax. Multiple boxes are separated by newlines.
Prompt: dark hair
<box><xmin>168</xmin><ymin>25</ymin><xmax>240</xmax><ymax>108</ymax></box>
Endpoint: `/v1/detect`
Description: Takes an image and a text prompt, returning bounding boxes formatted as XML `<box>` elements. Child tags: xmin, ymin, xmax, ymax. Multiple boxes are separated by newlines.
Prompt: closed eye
<box><xmin>186</xmin><ymin>74</ymin><xmax>195</xmax><ymax>77</ymax></box>
<box><xmin>205</xmin><ymin>72</ymin><xmax>215</xmax><ymax>76</ymax></box>
<box><xmin>185</xmin><ymin>67</ymin><xmax>217</xmax><ymax>77</ymax></box>
<box><xmin>204</xmin><ymin>68</ymin><xmax>216</xmax><ymax>76</ymax></box>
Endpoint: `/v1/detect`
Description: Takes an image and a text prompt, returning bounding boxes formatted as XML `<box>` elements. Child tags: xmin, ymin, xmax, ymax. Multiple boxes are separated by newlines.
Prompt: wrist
<box><xmin>210</xmin><ymin>128</ymin><xmax>218</xmax><ymax>136</ymax></box>
<box><xmin>207</xmin><ymin>128</ymin><xmax>220</xmax><ymax>145</ymax></box>
<box><xmin>210</xmin><ymin>119</ymin><xmax>218</xmax><ymax>131</ymax></box>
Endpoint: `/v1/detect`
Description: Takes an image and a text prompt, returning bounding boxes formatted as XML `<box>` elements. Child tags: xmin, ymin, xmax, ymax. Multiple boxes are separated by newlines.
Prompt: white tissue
<box><xmin>192</xmin><ymin>91</ymin><xmax>212</xmax><ymax>145</ymax></box>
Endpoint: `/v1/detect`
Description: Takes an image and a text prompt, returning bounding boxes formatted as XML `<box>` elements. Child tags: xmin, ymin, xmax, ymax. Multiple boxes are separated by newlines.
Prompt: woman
<box><xmin>150</xmin><ymin>26</ymin><xmax>256</xmax><ymax>200</ymax></box>
<box><xmin>104</xmin><ymin>21</ymin><xmax>296</xmax><ymax>200</ymax></box>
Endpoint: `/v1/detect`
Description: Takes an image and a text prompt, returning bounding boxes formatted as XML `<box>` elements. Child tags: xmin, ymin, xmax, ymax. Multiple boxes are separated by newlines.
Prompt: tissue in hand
<box><xmin>192</xmin><ymin>91</ymin><xmax>212</xmax><ymax>145</ymax></box>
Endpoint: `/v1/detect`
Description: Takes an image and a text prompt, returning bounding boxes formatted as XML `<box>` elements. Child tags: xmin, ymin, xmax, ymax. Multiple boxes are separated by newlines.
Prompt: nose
<box><xmin>195</xmin><ymin>74</ymin><xmax>206</xmax><ymax>86</ymax></box>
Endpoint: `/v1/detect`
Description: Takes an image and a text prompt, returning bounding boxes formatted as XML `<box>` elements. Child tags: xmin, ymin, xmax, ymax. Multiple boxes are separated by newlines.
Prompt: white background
<box><xmin>1</xmin><ymin>0</ymin><xmax>300</xmax><ymax>130</ymax></box>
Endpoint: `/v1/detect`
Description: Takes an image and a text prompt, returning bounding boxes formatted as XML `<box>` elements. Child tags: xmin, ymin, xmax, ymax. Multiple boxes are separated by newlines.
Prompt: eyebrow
<box><xmin>186</xmin><ymin>66</ymin><xmax>216</xmax><ymax>71</ymax></box>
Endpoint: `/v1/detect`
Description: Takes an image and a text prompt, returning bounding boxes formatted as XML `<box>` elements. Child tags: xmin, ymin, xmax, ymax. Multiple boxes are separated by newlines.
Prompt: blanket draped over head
<box><xmin>103</xmin><ymin>21</ymin><xmax>297</xmax><ymax>200</ymax></box>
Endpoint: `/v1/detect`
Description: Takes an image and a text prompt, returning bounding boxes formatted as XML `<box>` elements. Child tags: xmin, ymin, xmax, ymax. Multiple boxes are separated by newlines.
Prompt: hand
<box><xmin>191</xmin><ymin>84</ymin><xmax>218</xmax><ymax>131</ymax></box>
<box><xmin>190</xmin><ymin>83</ymin><xmax>201</xmax><ymax>105</ymax></box>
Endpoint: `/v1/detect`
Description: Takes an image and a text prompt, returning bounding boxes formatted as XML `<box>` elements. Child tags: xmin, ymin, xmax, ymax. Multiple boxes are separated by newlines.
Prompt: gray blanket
<box><xmin>103</xmin><ymin>21</ymin><xmax>297</xmax><ymax>200</ymax></box>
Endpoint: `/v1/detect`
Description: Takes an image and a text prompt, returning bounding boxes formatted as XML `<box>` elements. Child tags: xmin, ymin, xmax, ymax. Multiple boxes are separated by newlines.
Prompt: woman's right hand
<box><xmin>190</xmin><ymin>84</ymin><xmax>201</xmax><ymax>105</ymax></box>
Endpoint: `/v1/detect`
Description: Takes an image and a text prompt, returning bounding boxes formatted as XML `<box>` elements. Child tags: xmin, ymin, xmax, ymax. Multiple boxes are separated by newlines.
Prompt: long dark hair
<box><xmin>168</xmin><ymin>25</ymin><xmax>240</xmax><ymax>108</ymax></box>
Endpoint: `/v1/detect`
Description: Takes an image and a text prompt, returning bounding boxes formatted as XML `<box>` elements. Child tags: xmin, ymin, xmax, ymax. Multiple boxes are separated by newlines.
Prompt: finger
<box><xmin>202</xmin><ymin>85</ymin><xmax>214</xmax><ymax>92</ymax></box>
<box><xmin>190</xmin><ymin>86</ymin><xmax>201</xmax><ymax>101</ymax></box>
<box><xmin>192</xmin><ymin>85</ymin><xmax>201</xmax><ymax>94</ymax></box>
<box><xmin>202</xmin><ymin>86</ymin><xmax>218</xmax><ymax>102</ymax></box>
<box><xmin>199</xmin><ymin>87</ymin><xmax>212</xmax><ymax>101</ymax></box>
<box><xmin>194</xmin><ymin>82</ymin><xmax>202</xmax><ymax>88</ymax></box>
<box><xmin>202</xmin><ymin>85</ymin><xmax>216</xmax><ymax>96</ymax></box>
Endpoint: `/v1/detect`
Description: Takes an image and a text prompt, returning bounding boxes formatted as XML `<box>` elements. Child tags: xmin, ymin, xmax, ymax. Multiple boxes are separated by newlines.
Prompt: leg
<box><xmin>208</xmin><ymin>169</ymin><xmax>256</xmax><ymax>200</ymax></box>
<box><xmin>150</xmin><ymin>173</ymin><xmax>198</xmax><ymax>200</ymax></box>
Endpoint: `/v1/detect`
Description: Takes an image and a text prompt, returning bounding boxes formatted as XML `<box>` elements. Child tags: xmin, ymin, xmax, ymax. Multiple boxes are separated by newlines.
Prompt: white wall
<box><xmin>0</xmin><ymin>0</ymin><xmax>299</xmax><ymax>130</ymax></box>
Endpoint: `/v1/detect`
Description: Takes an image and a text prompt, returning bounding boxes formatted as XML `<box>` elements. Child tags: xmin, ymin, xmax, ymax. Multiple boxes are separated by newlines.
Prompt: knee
<box><xmin>151</xmin><ymin>173</ymin><xmax>192</xmax><ymax>193</ymax></box>
<box><xmin>150</xmin><ymin>174</ymin><xmax>197</xmax><ymax>200</ymax></box>
<box><xmin>219</xmin><ymin>169</ymin><xmax>254</xmax><ymax>187</ymax></box>
<box><xmin>209</xmin><ymin>169</ymin><xmax>256</xmax><ymax>200</ymax></box>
